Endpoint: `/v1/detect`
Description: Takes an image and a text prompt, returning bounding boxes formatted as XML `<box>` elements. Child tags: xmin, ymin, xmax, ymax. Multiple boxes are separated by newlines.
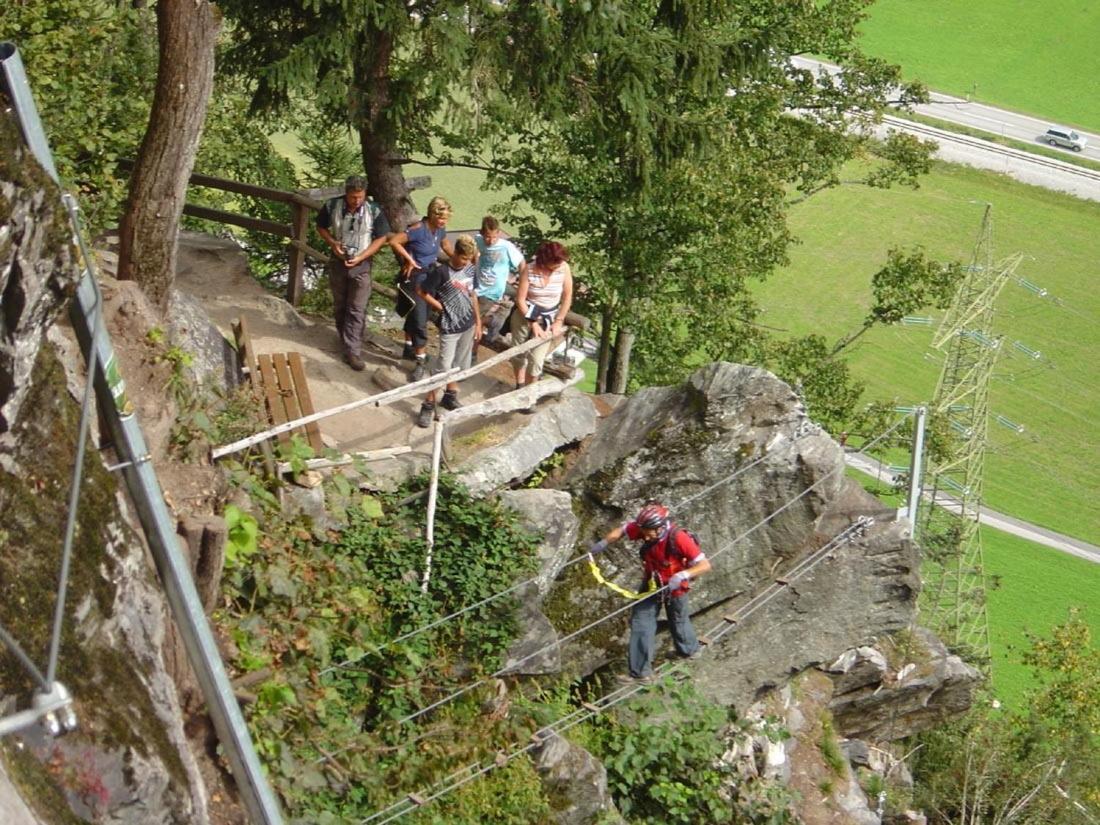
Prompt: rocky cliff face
<box><xmin>551</xmin><ymin>363</ymin><xmax>922</xmax><ymax>710</ymax></box>
<box><xmin>1</xmin><ymin>115</ymin><xmax>209</xmax><ymax>823</ymax></box>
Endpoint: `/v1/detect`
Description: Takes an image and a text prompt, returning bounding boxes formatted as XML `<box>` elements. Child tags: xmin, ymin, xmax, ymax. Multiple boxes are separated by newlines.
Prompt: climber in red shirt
<box><xmin>591</xmin><ymin>502</ymin><xmax>712</xmax><ymax>683</ymax></box>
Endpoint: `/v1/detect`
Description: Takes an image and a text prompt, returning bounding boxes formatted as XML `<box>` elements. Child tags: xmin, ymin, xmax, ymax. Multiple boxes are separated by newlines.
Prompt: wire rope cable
<box><xmin>319</xmin><ymin>429</ymin><xmax>793</xmax><ymax>678</ymax></box>
<box><xmin>358</xmin><ymin>520</ymin><xmax>871</xmax><ymax>825</ymax></box>
<box><xmin>0</xmin><ymin>624</ymin><xmax>48</xmax><ymax>691</ymax></box>
<box><xmin>45</xmin><ymin>194</ymin><xmax>101</xmax><ymax>687</ymax></box>
<box><xmin>322</xmin><ymin>415</ymin><xmax>911</xmax><ymax>770</ymax></box>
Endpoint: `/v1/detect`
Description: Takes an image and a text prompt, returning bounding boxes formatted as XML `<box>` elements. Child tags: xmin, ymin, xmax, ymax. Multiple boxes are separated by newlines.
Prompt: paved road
<box><xmin>845</xmin><ymin>452</ymin><xmax>1100</xmax><ymax>566</ymax></box>
<box><xmin>790</xmin><ymin>56</ymin><xmax>1100</xmax><ymax>203</ymax></box>
<box><xmin>916</xmin><ymin>90</ymin><xmax>1100</xmax><ymax>163</ymax></box>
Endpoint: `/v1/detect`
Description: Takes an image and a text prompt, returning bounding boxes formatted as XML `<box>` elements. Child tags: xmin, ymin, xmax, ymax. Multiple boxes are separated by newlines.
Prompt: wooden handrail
<box><xmin>183</xmin><ymin>204</ymin><xmax>291</xmax><ymax>238</ymax></box>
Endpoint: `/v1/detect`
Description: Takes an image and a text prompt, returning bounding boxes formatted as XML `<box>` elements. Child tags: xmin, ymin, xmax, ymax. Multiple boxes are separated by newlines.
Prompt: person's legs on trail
<box><xmin>509</xmin><ymin>307</ymin><xmax>531</xmax><ymax>387</ymax></box>
<box><xmin>328</xmin><ymin>259</ymin><xmax>349</xmax><ymax>339</ymax></box>
<box><xmin>339</xmin><ymin>261</ymin><xmax>373</xmax><ymax>360</ymax></box>
<box><xmin>666</xmin><ymin>594</ymin><xmax>700</xmax><ymax>658</ymax></box>
<box><xmin>628</xmin><ymin>593</ymin><xmax>662</xmax><ymax>678</ymax></box>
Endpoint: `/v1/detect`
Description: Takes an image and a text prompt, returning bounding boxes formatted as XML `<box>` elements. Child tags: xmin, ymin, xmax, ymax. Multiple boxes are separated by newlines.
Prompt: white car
<box><xmin>1044</xmin><ymin>126</ymin><xmax>1087</xmax><ymax>152</ymax></box>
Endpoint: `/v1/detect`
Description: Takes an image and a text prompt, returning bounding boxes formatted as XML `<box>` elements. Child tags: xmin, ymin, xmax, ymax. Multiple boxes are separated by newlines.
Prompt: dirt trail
<box><xmin>174</xmin><ymin>232</ymin><xmax>529</xmax><ymax>464</ymax></box>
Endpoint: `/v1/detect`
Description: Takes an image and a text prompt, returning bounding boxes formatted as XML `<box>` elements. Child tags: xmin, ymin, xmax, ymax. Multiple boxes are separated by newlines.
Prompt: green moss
<box><xmin>0</xmin><ymin>741</ymin><xmax>85</xmax><ymax>825</ymax></box>
<box><xmin>0</xmin><ymin>346</ymin><xmax>189</xmax><ymax>811</ymax></box>
<box><xmin>818</xmin><ymin>715</ymin><xmax>847</xmax><ymax>777</ymax></box>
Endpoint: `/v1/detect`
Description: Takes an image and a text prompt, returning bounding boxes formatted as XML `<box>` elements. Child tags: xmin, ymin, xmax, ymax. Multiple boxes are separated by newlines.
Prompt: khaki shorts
<box><xmin>510</xmin><ymin>310</ymin><xmax>556</xmax><ymax>378</ymax></box>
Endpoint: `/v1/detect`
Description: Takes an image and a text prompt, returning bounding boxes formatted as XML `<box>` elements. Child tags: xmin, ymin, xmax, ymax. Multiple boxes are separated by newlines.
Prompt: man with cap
<box><xmin>591</xmin><ymin>502</ymin><xmax>712</xmax><ymax>683</ymax></box>
<box><xmin>316</xmin><ymin>175</ymin><xmax>391</xmax><ymax>371</ymax></box>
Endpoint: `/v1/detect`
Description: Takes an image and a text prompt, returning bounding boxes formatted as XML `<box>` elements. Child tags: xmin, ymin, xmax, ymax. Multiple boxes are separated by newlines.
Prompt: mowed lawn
<box><xmin>859</xmin><ymin>0</ymin><xmax>1100</xmax><ymax>134</ymax></box>
<box><xmin>756</xmin><ymin>161</ymin><xmax>1100</xmax><ymax>545</ymax></box>
<box><xmin>982</xmin><ymin>527</ymin><xmax>1097</xmax><ymax>708</ymax></box>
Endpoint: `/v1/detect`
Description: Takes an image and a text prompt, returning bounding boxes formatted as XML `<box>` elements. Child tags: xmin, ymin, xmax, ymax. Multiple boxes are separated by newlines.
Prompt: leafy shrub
<box><xmin>216</xmin><ymin>471</ymin><xmax>548</xmax><ymax>821</ymax></box>
<box><xmin>588</xmin><ymin>680</ymin><xmax>735</xmax><ymax>824</ymax></box>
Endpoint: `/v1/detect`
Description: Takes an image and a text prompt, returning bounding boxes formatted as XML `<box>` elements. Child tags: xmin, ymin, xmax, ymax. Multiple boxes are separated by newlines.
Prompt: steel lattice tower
<box><xmin>918</xmin><ymin>206</ymin><xmax>1022</xmax><ymax>665</ymax></box>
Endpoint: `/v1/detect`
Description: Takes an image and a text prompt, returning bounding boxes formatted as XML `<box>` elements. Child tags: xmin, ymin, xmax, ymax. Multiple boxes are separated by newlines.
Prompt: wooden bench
<box><xmin>232</xmin><ymin>316</ymin><xmax>325</xmax><ymax>453</ymax></box>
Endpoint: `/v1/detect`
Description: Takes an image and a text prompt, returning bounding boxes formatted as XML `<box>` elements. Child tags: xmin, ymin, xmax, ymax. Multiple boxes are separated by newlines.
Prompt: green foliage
<box><xmin>0</xmin><ymin>0</ymin><xmax>156</xmax><ymax>232</ymax></box>
<box><xmin>224</xmin><ymin>505</ymin><xmax>259</xmax><ymax>568</ymax></box>
<box><xmin>911</xmin><ymin>614</ymin><xmax>1100</xmax><ymax>823</ymax></box>
<box><xmin>588</xmin><ymin>680</ymin><xmax>792</xmax><ymax>824</ymax></box>
<box><xmin>297</xmin><ymin>116</ymin><xmax>361</xmax><ymax>188</ymax></box>
<box><xmin>818</xmin><ymin>715</ymin><xmax>847</xmax><ymax>777</ymax></box>
<box><xmin>481</xmin><ymin>1</ymin><xmax>932</xmax><ymax>400</ymax></box>
<box><xmin>217</xmin><ymin>471</ymin><xmax>551</xmax><ymax>821</ymax></box>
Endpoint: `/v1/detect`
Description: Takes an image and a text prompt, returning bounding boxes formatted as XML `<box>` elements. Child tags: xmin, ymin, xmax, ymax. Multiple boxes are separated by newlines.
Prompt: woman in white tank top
<box><xmin>511</xmin><ymin>241</ymin><xmax>574</xmax><ymax>388</ymax></box>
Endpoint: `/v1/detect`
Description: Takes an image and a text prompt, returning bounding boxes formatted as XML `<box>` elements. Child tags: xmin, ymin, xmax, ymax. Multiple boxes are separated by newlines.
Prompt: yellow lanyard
<box><xmin>587</xmin><ymin>554</ymin><xmax>658</xmax><ymax>600</ymax></box>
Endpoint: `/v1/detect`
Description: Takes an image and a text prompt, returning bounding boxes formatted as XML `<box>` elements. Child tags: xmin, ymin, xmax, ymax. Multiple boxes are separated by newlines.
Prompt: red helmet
<box><xmin>635</xmin><ymin>502</ymin><xmax>670</xmax><ymax>531</ymax></box>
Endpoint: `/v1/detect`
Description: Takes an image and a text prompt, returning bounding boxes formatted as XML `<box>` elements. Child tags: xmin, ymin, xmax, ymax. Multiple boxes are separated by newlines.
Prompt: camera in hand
<box><xmin>342</xmin><ymin>245</ymin><xmax>359</xmax><ymax>262</ymax></box>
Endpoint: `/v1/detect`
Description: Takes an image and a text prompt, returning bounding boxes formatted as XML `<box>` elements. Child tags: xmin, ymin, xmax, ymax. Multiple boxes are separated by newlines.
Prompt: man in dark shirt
<box><xmin>316</xmin><ymin>176</ymin><xmax>390</xmax><ymax>371</ymax></box>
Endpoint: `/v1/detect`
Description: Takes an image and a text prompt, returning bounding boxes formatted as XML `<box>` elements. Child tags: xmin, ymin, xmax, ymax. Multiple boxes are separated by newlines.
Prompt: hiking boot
<box><xmin>401</xmin><ymin>343</ymin><xmax>415</xmax><ymax>361</ymax></box>
<box><xmin>416</xmin><ymin>402</ymin><xmax>435</xmax><ymax>428</ymax></box>
<box><xmin>409</xmin><ymin>357</ymin><xmax>428</xmax><ymax>383</ymax></box>
<box><xmin>616</xmin><ymin>672</ymin><xmax>656</xmax><ymax>686</ymax></box>
<box><xmin>678</xmin><ymin>648</ymin><xmax>703</xmax><ymax>661</ymax></box>
<box><xmin>344</xmin><ymin>352</ymin><xmax>366</xmax><ymax>372</ymax></box>
<box><xmin>440</xmin><ymin>390</ymin><xmax>461</xmax><ymax>411</ymax></box>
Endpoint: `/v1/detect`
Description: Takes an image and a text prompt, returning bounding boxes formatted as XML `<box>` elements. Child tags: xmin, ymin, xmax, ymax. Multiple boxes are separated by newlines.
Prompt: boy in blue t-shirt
<box><xmin>414</xmin><ymin>236</ymin><xmax>481</xmax><ymax>427</ymax></box>
<box><xmin>474</xmin><ymin>216</ymin><xmax>526</xmax><ymax>344</ymax></box>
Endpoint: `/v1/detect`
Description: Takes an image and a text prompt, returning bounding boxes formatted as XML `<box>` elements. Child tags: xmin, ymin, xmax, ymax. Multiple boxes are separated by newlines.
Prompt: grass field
<box><xmin>859</xmin><ymin>0</ymin><xmax>1100</xmax><ymax>134</ymax></box>
<box><xmin>982</xmin><ymin>527</ymin><xmax>1097</xmax><ymax>708</ymax></box>
<box><xmin>756</xmin><ymin>160</ymin><xmax>1100</xmax><ymax>546</ymax></box>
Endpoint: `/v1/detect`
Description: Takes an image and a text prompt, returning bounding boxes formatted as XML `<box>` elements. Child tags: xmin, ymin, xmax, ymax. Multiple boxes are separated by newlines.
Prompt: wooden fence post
<box><xmin>286</xmin><ymin>200</ymin><xmax>310</xmax><ymax>306</ymax></box>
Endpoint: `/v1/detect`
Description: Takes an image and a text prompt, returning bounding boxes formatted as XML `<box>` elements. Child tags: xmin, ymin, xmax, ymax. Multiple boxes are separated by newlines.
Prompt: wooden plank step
<box><xmin>256</xmin><ymin>354</ymin><xmax>290</xmax><ymax>445</ymax></box>
<box><xmin>287</xmin><ymin>352</ymin><xmax>324</xmax><ymax>453</ymax></box>
<box><xmin>233</xmin><ymin>315</ymin><xmax>257</xmax><ymax>378</ymax></box>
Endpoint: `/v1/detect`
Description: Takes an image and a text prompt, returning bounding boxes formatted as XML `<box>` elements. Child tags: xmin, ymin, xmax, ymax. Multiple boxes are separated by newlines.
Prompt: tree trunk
<box><xmin>354</xmin><ymin>31</ymin><xmax>417</xmax><ymax>231</ymax></box>
<box><xmin>116</xmin><ymin>0</ymin><xmax>219</xmax><ymax>312</ymax></box>
<box><xmin>609</xmin><ymin>326</ymin><xmax>635</xmax><ymax>394</ymax></box>
<box><xmin>596</xmin><ymin>305</ymin><xmax>614</xmax><ymax>394</ymax></box>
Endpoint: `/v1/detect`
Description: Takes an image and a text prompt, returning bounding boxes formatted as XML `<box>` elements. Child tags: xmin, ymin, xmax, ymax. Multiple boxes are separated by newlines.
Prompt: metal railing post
<box><xmin>905</xmin><ymin>406</ymin><xmax>928</xmax><ymax>538</ymax></box>
<box><xmin>2</xmin><ymin>41</ymin><xmax>284</xmax><ymax>825</ymax></box>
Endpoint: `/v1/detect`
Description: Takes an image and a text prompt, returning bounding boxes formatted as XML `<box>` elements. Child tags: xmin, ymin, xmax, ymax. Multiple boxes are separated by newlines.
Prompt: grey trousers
<box><xmin>328</xmin><ymin>258</ymin><xmax>373</xmax><ymax>358</ymax></box>
<box><xmin>628</xmin><ymin>592</ymin><xmax>699</xmax><ymax>678</ymax></box>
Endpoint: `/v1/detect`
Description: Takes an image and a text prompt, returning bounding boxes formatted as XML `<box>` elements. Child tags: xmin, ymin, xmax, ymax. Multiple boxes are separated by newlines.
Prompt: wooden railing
<box><xmin>121</xmin><ymin>162</ymin><xmax>429</xmax><ymax>305</ymax></box>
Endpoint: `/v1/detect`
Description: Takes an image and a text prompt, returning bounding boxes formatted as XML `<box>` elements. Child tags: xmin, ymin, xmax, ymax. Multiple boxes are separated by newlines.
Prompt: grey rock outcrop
<box><xmin>500</xmin><ymin>592</ymin><xmax>561</xmax><ymax>675</ymax></box>
<box><xmin>554</xmin><ymin>363</ymin><xmax>920</xmax><ymax>707</ymax></box>
<box><xmin>827</xmin><ymin>646</ymin><xmax>890</xmax><ymax>695</ymax></box>
<box><xmin>533</xmin><ymin>734</ymin><xmax>625</xmax><ymax>825</ymax></box>
<box><xmin>497</xmin><ymin>490</ymin><xmax>578</xmax><ymax>674</ymax></box>
<box><xmin>1</xmin><ymin>132</ymin><xmax>208</xmax><ymax>822</ymax></box>
<box><xmin>457</xmin><ymin>389</ymin><xmax>598</xmax><ymax>494</ymax></box>
<box><xmin>499</xmin><ymin>489</ymin><xmax>579</xmax><ymax>599</ymax></box>
<box><xmin>166</xmin><ymin>288</ymin><xmax>238</xmax><ymax>388</ymax></box>
<box><xmin>0</xmin><ymin>114</ymin><xmax>79</xmax><ymax>437</ymax></box>
<box><xmin>829</xmin><ymin>628</ymin><xmax>982</xmax><ymax>741</ymax></box>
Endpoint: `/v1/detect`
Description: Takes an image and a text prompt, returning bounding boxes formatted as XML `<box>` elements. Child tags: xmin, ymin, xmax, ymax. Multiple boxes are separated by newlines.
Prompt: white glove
<box><xmin>590</xmin><ymin>539</ymin><xmax>609</xmax><ymax>555</ymax></box>
<box><xmin>668</xmin><ymin>571</ymin><xmax>691</xmax><ymax>590</ymax></box>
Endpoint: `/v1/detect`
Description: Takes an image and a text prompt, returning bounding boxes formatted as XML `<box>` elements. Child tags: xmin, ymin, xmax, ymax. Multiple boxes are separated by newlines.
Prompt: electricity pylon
<box><xmin>918</xmin><ymin>205</ymin><xmax>1022</xmax><ymax>665</ymax></box>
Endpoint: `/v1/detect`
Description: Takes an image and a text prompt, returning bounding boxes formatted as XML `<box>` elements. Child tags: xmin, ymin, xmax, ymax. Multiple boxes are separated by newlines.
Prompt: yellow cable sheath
<box><xmin>586</xmin><ymin>554</ymin><xmax>656</xmax><ymax>600</ymax></box>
